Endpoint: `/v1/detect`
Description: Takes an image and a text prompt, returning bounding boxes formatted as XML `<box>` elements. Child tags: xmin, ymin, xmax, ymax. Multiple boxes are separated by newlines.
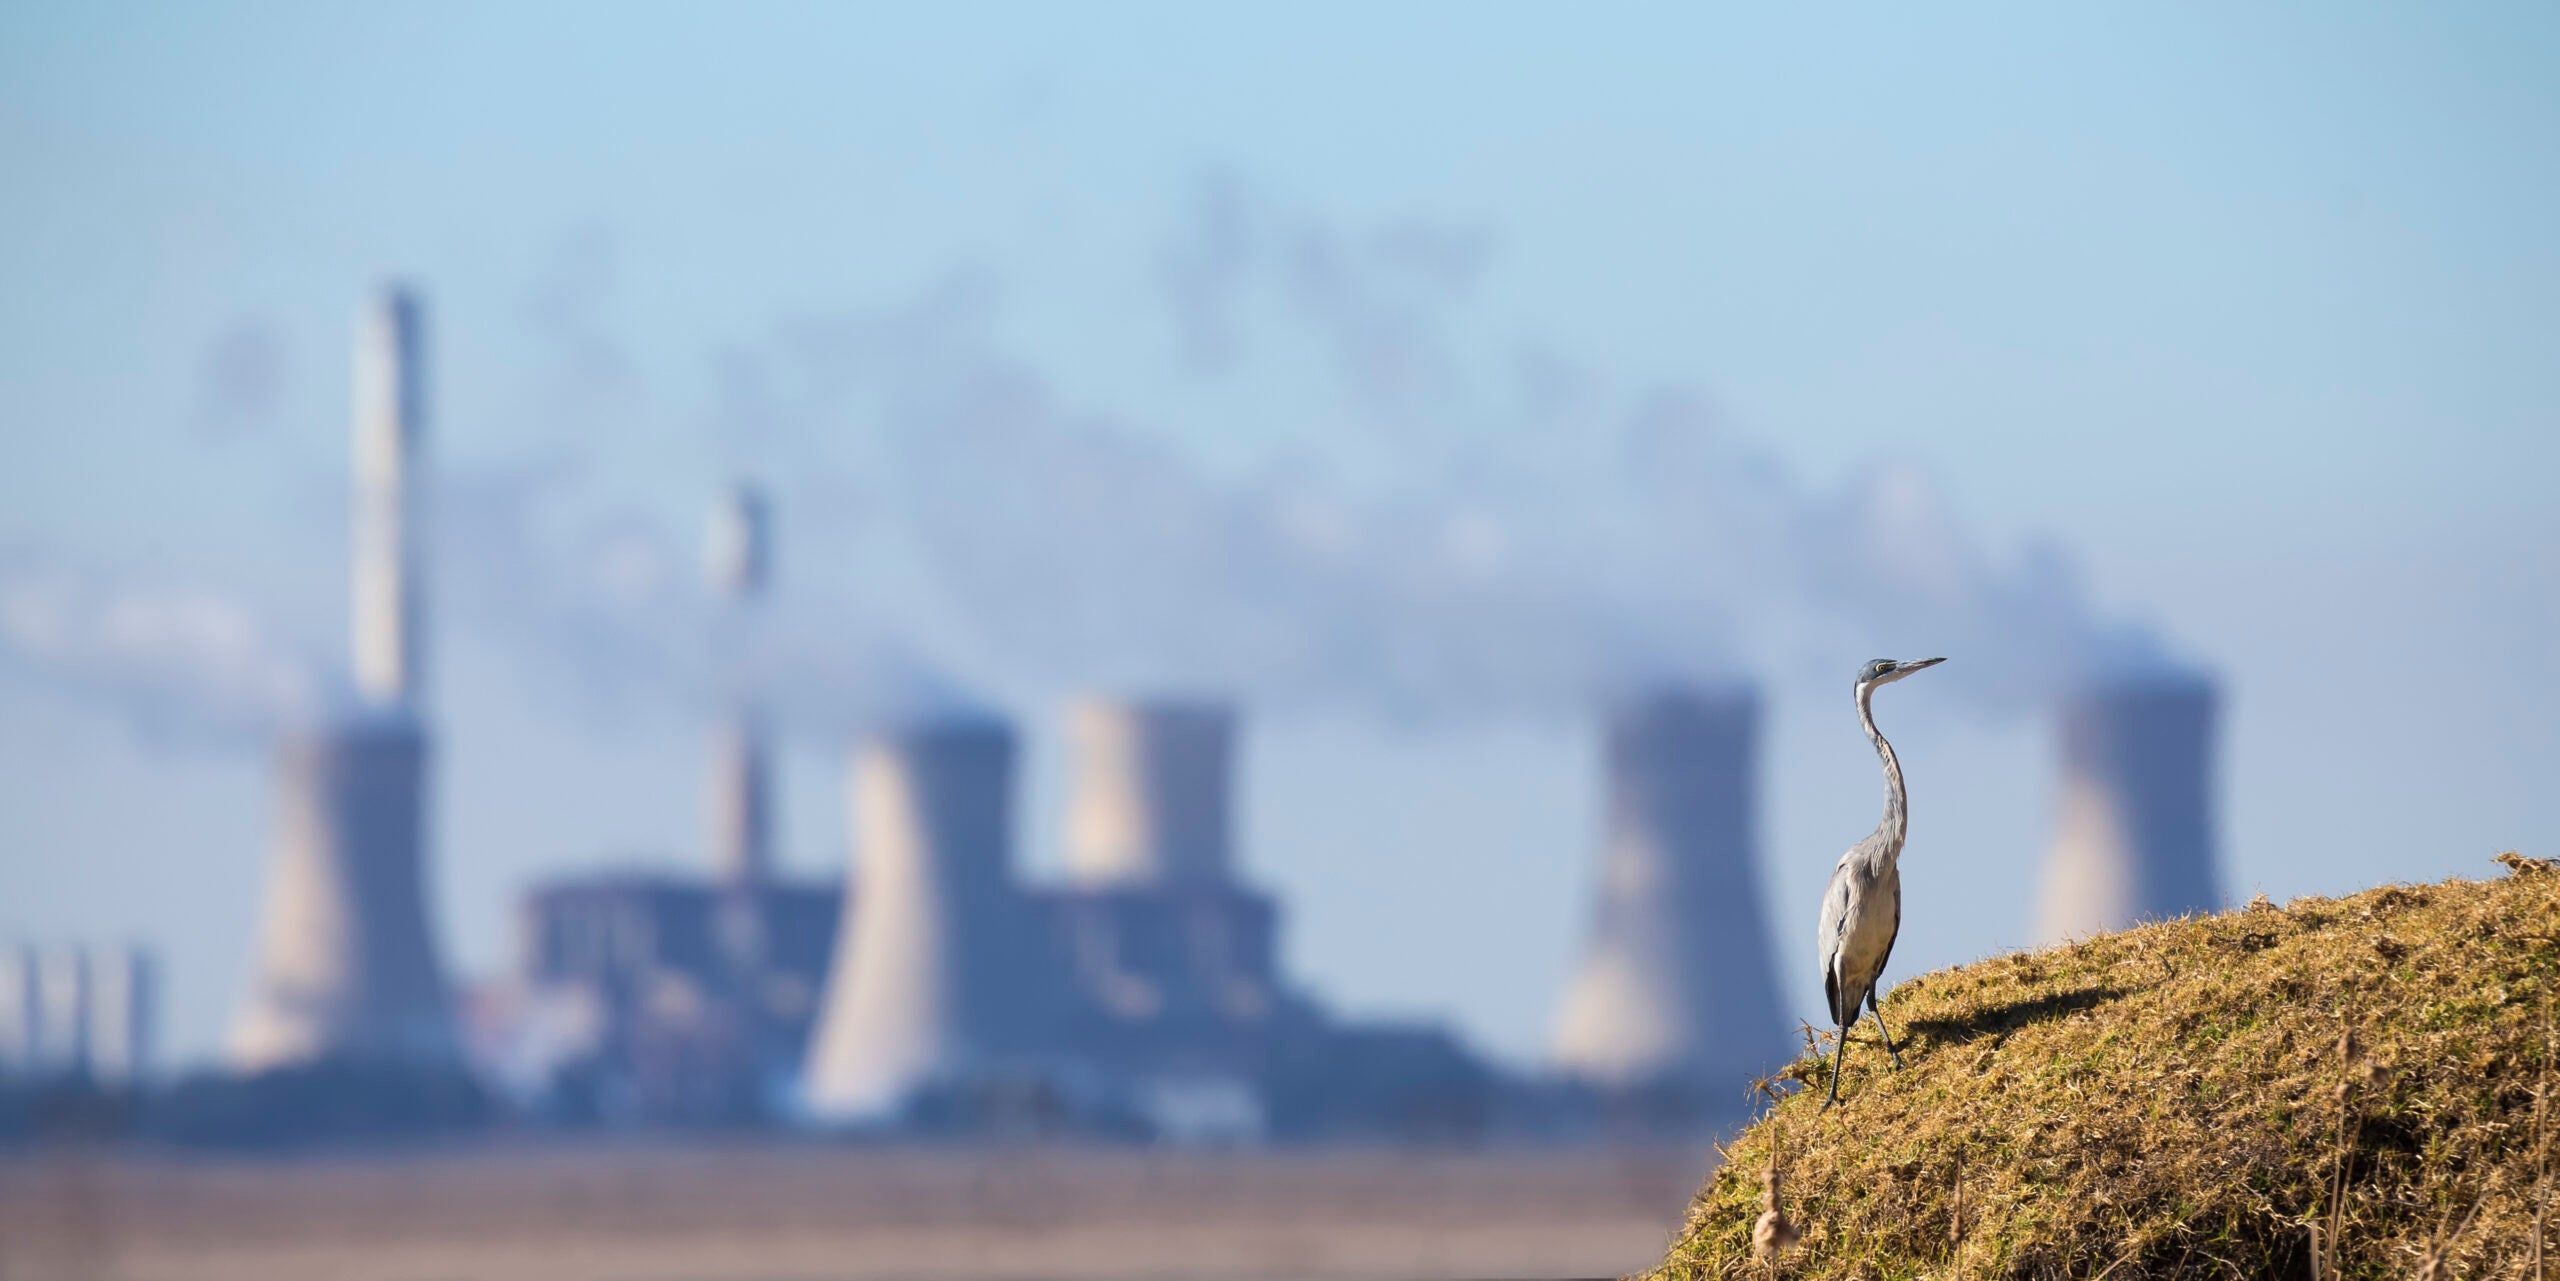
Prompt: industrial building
<box><xmin>0</xmin><ymin>943</ymin><xmax>156</xmax><ymax>1086</ymax></box>
<box><xmin>461</xmin><ymin>483</ymin><xmax>841</xmax><ymax>1120</ymax></box>
<box><xmin>471</xmin><ymin>684</ymin><xmax>1491</xmax><ymax>1137</ymax></box>
<box><xmin>444</xmin><ymin>470</ymin><xmax>1489</xmax><ymax>1135</ymax></box>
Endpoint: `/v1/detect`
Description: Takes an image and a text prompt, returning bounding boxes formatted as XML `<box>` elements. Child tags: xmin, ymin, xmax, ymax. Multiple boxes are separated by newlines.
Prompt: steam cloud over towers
<box><xmin>1065</xmin><ymin>698</ymin><xmax>1236</xmax><ymax>887</ymax></box>
<box><xmin>233</xmin><ymin>286</ymin><xmax>457</xmax><ymax>1070</ymax></box>
<box><xmin>2034</xmin><ymin>670</ymin><xmax>2226</xmax><ymax>942</ymax></box>
<box><xmin>1550</xmin><ymin>685</ymin><xmax>1788</xmax><ymax>1099</ymax></box>
<box><xmin>803</xmin><ymin>718</ymin><xmax>1031</xmax><ymax>1120</ymax></box>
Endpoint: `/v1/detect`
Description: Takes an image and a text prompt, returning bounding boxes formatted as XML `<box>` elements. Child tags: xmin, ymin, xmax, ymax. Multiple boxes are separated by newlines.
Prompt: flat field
<box><xmin>0</xmin><ymin>1142</ymin><xmax>1706</xmax><ymax>1281</ymax></box>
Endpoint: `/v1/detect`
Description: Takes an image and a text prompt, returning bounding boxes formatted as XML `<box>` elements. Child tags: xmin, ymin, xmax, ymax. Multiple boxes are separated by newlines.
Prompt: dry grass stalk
<box><xmin>1751</xmin><ymin>1135</ymin><xmax>1799</xmax><ymax>1266</ymax></box>
<box><xmin>1947</xmin><ymin>1153</ymin><xmax>1964</xmax><ymax>1253</ymax></box>
<box><xmin>2413</xmin><ymin>1163</ymin><xmax>2496</xmax><ymax>1281</ymax></box>
<box><xmin>2497</xmin><ymin>850</ymin><xmax>2555</xmax><ymax>877</ymax></box>
<box><xmin>2537</xmin><ymin>1004</ymin><xmax>2552</xmax><ymax>1281</ymax></box>
<box><xmin>2315</xmin><ymin>1026</ymin><xmax>2369</xmax><ymax>1281</ymax></box>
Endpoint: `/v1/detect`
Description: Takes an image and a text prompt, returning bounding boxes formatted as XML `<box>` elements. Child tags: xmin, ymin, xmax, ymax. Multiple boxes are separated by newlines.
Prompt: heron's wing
<box><xmin>1817</xmin><ymin>864</ymin><xmax>1852</xmax><ymax>1026</ymax></box>
<box><xmin>1869</xmin><ymin>889</ymin><xmax>1902</xmax><ymax>1011</ymax></box>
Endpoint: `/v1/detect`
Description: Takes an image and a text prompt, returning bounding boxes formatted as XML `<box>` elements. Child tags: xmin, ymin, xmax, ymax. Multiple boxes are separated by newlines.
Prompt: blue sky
<box><xmin>3</xmin><ymin>4</ymin><xmax>2554</xmax><ymax>1069</ymax></box>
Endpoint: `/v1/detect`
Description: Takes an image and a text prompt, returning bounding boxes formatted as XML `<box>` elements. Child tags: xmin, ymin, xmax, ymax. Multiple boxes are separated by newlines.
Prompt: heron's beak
<box><xmin>1908</xmin><ymin>657</ymin><xmax>1947</xmax><ymax>671</ymax></box>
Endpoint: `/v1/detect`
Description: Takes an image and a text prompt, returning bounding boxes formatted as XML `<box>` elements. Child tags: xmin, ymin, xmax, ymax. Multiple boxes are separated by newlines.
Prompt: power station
<box><xmin>171</xmin><ymin>282</ymin><xmax>2236</xmax><ymax>1145</ymax></box>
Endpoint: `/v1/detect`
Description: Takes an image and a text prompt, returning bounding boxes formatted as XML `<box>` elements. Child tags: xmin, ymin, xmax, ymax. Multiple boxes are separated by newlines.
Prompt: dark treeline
<box><xmin>0</xmin><ymin>1059</ymin><xmax>489</xmax><ymax>1151</ymax></box>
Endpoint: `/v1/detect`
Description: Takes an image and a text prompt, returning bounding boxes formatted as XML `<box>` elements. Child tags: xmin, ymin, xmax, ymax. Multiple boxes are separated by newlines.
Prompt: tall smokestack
<box><xmin>803</xmin><ymin>717</ymin><xmax>1026</xmax><ymax>1121</ymax></box>
<box><xmin>707</xmin><ymin>483</ymin><xmax>773</xmax><ymax>888</ymax></box>
<box><xmin>232</xmin><ymin>715</ymin><xmax>456</xmax><ymax>1068</ymax></box>
<box><xmin>352</xmin><ymin>286</ymin><xmax>426</xmax><ymax>709</ymax></box>
<box><xmin>1064</xmin><ymin>697</ymin><xmax>1235</xmax><ymax>886</ymax></box>
<box><xmin>2035</xmin><ymin>671</ymin><xmax>2224</xmax><ymax>942</ymax></box>
<box><xmin>232</xmin><ymin>286</ymin><xmax>455</xmax><ymax>1070</ymax></box>
<box><xmin>1550</xmin><ymin>685</ymin><xmax>1789</xmax><ymax>1098</ymax></box>
<box><xmin>709</xmin><ymin>715</ymin><xmax>774</xmax><ymax>889</ymax></box>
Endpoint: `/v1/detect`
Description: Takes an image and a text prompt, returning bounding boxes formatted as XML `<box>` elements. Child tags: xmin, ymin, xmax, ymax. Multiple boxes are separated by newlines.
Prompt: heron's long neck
<box><xmin>1858</xmin><ymin>684</ymin><xmax>1908</xmax><ymax>861</ymax></box>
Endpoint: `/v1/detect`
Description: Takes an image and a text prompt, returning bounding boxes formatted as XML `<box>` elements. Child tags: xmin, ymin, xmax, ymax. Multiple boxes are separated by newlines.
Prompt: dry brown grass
<box><xmin>1651</xmin><ymin>856</ymin><xmax>2560</xmax><ymax>1280</ymax></box>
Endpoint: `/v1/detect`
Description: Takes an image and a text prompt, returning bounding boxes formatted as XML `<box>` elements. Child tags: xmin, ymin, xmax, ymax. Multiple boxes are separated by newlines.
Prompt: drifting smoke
<box><xmin>7</xmin><ymin>182</ymin><xmax>2174</xmax><ymax>748</ymax></box>
<box><xmin>865</xmin><ymin>317</ymin><xmax>1646</xmax><ymax>718</ymax></box>
<box><xmin>195</xmin><ymin>318</ymin><xmax>289</xmax><ymax>438</ymax></box>
<box><xmin>1155</xmin><ymin>170</ymin><xmax>1495</xmax><ymax>405</ymax></box>
<box><xmin>1156</xmin><ymin>172</ymin><xmax>1254</xmax><ymax>376</ymax></box>
<box><xmin>423</xmin><ymin>231</ymin><xmax>987</xmax><ymax>735</ymax></box>
<box><xmin>706</xmin><ymin>182</ymin><xmax>2177</xmax><ymax>720</ymax></box>
<box><xmin>0</xmin><ymin>545</ymin><xmax>336</xmax><ymax>746</ymax></box>
<box><xmin>437</xmin><ymin>459</ymin><xmax>981</xmax><ymax>737</ymax></box>
<box><xmin>0</xmin><ymin>470</ymin><xmax>971</xmax><ymax>754</ymax></box>
<box><xmin>520</xmin><ymin>225</ymin><xmax>641</xmax><ymax>441</ymax></box>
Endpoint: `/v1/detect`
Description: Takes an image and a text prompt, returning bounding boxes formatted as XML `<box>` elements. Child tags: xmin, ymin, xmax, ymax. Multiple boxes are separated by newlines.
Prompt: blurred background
<box><xmin>1</xmin><ymin>4</ymin><xmax>2554</xmax><ymax>1279</ymax></box>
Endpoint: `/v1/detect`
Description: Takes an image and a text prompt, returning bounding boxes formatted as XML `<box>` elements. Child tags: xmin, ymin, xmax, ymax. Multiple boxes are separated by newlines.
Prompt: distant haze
<box><xmin>1</xmin><ymin>6</ymin><xmax>2551</xmax><ymax>1069</ymax></box>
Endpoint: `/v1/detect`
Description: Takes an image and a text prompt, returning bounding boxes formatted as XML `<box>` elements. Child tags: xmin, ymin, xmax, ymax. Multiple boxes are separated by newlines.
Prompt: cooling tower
<box><xmin>88</xmin><ymin>947</ymin><xmax>154</xmax><ymax>1085</ymax></box>
<box><xmin>803</xmin><ymin>717</ymin><xmax>1028</xmax><ymax>1120</ymax></box>
<box><xmin>1064</xmin><ymin>698</ymin><xmax>1235</xmax><ymax>886</ymax></box>
<box><xmin>352</xmin><ymin>286</ymin><xmax>426</xmax><ymax>708</ymax></box>
<box><xmin>1550</xmin><ymin>685</ymin><xmax>1790</xmax><ymax>1095</ymax></box>
<box><xmin>2035</xmin><ymin>671</ymin><xmax>2224</xmax><ymax>942</ymax></box>
<box><xmin>233</xmin><ymin>712</ymin><xmax>456</xmax><ymax>1068</ymax></box>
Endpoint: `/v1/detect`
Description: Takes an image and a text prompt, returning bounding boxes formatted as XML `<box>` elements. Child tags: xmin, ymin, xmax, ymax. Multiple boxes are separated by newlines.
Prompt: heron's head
<box><xmin>1856</xmin><ymin>656</ymin><xmax>1946</xmax><ymax>691</ymax></box>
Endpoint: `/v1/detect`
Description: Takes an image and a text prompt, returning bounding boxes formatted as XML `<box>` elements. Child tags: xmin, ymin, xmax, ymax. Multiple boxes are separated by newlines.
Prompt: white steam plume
<box><xmin>0</xmin><ymin>545</ymin><xmax>335</xmax><ymax>746</ymax></box>
<box><xmin>711</xmin><ymin>182</ymin><xmax>2180</xmax><ymax>719</ymax></box>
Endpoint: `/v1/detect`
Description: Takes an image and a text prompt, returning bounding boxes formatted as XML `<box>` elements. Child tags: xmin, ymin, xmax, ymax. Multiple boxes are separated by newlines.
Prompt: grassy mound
<box><xmin>1651</xmin><ymin>856</ymin><xmax>2560</xmax><ymax>1280</ymax></box>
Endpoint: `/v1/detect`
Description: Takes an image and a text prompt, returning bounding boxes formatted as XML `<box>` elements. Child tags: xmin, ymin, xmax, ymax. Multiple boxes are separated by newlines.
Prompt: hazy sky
<box><xmin>3</xmin><ymin>4</ymin><xmax>2554</xmax><ymax>1070</ymax></box>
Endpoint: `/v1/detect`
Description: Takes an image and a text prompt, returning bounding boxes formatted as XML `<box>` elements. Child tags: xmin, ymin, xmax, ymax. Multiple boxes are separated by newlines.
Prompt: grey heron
<box><xmin>1815</xmin><ymin>655</ymin><xmax>1945</xmax><ymax>1109</ymax></box>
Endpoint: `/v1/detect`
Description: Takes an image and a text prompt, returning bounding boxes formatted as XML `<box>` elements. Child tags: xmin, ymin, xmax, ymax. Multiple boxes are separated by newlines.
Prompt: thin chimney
<box><xmin>351</xmin><ymin>286</ymin><xmax>426</xmax><ymax>709</ymax></box>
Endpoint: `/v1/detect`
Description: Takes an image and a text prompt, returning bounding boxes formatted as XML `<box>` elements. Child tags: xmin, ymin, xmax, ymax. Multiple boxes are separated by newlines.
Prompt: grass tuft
<box><xmin>1648</xmin><ymin>857</ymin><xmax>2560</xmax><ymax>1280</ymax></box>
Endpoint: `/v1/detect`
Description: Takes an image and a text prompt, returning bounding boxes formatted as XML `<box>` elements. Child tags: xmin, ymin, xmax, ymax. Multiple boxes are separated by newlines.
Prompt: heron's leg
<box><xmin>1868</xmin><ymin>993</ymin><xmax>1905</xmax><ymax>1069</ymax></box>
<box><xmin>1820</xmin><ymin>1023</ymin><xmax>1849</xmax><ymax>1110</ymax></box>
